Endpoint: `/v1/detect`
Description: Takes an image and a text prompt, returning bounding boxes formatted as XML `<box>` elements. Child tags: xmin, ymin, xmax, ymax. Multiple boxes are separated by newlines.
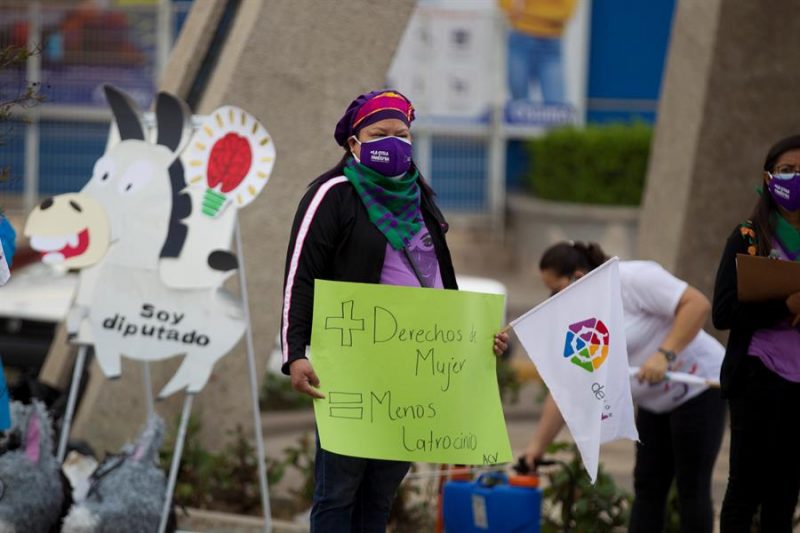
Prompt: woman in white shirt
<box><xmin>524</xmin><ymin>241</ymin><xmax>725</xmax><ymax>533</ymax></box>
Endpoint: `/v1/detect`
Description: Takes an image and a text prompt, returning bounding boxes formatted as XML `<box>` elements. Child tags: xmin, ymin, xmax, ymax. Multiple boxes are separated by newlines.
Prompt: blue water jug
<box><xmin>442</xmin><ymin>471</ymin><xmax>541</xmax><ymax>532</ymax></box>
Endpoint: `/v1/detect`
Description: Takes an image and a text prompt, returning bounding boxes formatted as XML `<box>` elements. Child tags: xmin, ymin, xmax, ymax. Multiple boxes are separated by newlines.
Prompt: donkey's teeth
<box><xmin>30</xmin><ymin>235</ymin><xmax>69</xmax><ymax>252</ymax></box>
<box><xmin>30</xmin><ymin>232</ymin><xmax>82</xmax><ymax>252</ymax></box>
<box><xmin>42</xmin><ymin>252</ymin><xmax>66</xmax><ymax>265</ymax></box>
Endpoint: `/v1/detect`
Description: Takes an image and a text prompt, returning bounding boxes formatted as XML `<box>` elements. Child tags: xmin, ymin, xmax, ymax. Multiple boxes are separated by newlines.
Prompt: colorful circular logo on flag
<box><xmin>563</xmin><ymin>318</ymin><xmax>609</xmax><ymax>373</ymax></box>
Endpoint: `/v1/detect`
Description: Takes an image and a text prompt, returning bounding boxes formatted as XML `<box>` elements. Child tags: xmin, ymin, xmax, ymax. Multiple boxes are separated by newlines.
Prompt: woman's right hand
<box><xmin>523</xmin><ymin>441</ymin><xmax>545</xmax><ymax>470</ymax></box>
<box><xmin>523</xmin><ymin>394</ymin><xmax>565</xmax><ymax>469</ymax></box>
<box><xmin>289</xmin><ymin>359</ymin><xmax>326</xmax><ymax>399</ymax></box>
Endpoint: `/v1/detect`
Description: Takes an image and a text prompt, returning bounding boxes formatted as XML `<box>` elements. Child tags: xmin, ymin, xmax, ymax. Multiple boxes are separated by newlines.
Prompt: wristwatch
<box><xmin>657</xmin><ymin>347</ymin><xmax>677</xmax><ymax>362</ymax></box>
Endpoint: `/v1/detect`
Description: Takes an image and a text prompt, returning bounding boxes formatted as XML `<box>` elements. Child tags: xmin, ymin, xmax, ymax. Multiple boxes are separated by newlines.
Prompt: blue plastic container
<box><xmin>443</xmin><ymin>472</ymin><xmax>541</xmax><ymax>532</ymax></box>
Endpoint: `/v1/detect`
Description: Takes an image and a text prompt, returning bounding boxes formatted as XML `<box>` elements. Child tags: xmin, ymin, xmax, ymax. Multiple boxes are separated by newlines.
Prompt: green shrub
<box><xmin>524</xmin><ymin>123</ymin><xmax>652</xmax><ymax>205</ymax></box>
<box><xmin>159</xmin><ymin>417</ymin><xmax>298</xmax><ymax>517</ymax></box>
<box><xmin>539</xmin><ymin>442</ymin><xmax>632</xmax><ymax>532</ymax></box>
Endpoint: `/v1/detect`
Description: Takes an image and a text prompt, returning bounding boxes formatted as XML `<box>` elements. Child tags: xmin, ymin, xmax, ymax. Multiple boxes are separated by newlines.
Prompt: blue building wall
<box><xmin>431</xmin><ymin>138</ymin><xmax>488</xmax><ymax>211</ymax></box>
<box><xmin>586</xmin><ymin>0</ymin><xmax>676</xmax><ymax>124</ymax></box>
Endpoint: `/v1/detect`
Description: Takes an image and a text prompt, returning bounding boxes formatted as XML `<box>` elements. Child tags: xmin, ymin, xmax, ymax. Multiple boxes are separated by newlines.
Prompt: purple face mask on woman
<box><xmin>767</xmin><ymin>172</ymin><xmax>800</xmax><ymax>211</ymax></box>
<box><xmin>352</xmin><ymin>136</ymin><xmax>412</xmax><ymax>177</ymax></box>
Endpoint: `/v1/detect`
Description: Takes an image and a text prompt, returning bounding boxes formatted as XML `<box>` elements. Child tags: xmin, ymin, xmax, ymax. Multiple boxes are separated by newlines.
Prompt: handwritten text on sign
<box><xmin>311</xmin><ymin>280</ymin><xmax>512</xmax><ymax>465</ymax></box>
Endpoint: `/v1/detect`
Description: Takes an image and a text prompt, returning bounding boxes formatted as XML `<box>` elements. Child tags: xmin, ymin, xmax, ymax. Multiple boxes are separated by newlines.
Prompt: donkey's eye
<box><xmin>118</xmin><ymin>160</ymin><xmax>156</xmax><ymax>195</ymax></box>
<box><xmin>92</xmin><ymin>156</ymin><xmax>114</xmax><ymax>186</ymax></box>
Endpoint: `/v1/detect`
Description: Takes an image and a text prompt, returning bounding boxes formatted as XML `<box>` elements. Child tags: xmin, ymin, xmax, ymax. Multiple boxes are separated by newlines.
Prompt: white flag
<box><xmin>510</xmin><ymin>257</ymin><xmax>638</xmax><ymax>482</ymax></box>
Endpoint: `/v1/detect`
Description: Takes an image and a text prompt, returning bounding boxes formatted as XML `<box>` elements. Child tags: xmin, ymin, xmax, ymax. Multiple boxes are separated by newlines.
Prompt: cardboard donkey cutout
<box><xmin>25</xmin><ymin>86</ymin><xmax>275</xmax><ymax>398</ymax></box>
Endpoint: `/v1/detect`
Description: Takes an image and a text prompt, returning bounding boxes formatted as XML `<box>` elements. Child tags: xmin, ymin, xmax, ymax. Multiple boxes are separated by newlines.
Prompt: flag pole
<box><xmin>627</xmin><ymin>367</ymin><xmax>720</xmax><ymax>389</ymax></box>
<box><xmin>57</xmin><ymin>344</ymin><xmax>89</xmax><ymax>462</ymax></box>
<box><xmin>158</xmin><ymin>393</ymin><xmax>193</xmax><ymax>533</ymax></box>
<box><xmin>234</xmin><ymin>219</ymin><xmax>272</xmax><ymax>533</ymax></box>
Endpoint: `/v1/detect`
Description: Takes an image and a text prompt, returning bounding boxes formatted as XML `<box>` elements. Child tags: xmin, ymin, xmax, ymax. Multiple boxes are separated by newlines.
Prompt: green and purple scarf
<box><xmin>343</xmin><ymin>159</ymin><xmax>421</xmax><ymax>250</ymax></box>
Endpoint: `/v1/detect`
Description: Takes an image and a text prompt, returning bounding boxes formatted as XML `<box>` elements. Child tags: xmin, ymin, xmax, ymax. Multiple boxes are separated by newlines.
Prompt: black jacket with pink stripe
<box><xmin>280</xmin><ymin>172</ymin><xmax>458</xmax><ymax>375</ymax></box>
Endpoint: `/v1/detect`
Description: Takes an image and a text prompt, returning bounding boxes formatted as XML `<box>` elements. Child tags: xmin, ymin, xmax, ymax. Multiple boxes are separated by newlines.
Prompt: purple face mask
<box><xmin>767</xmin><ymin>172</ymin><xmax>800</xmax><ymax>211</ymax></box>
<box><xmin>353</xmin><ymin>136</ymin><xmax>412</xmax><ymax>177</ymax></box>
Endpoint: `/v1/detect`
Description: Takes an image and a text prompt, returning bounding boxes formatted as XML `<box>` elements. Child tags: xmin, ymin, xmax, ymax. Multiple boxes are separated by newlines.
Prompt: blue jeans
<box><xmin>507</xmin><ymin>30</ymin><xmax>565</xmax><ymax>104</ymax></box>
<box><xmin>310</xmin><ymin>439</ymin><xmax>411</xmax><ymax>533</ymax></box>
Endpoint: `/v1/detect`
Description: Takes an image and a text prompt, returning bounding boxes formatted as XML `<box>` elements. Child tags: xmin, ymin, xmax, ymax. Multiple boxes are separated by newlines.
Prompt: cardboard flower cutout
<box><xmin>24</xmin><ymin>86</ymin><xmax>275</xmax><ymax>398</ymax></box>
<box><xmin>187</xmin><ymin>106</ymin><xmax>275</xmax><ymax>217</ymax></box>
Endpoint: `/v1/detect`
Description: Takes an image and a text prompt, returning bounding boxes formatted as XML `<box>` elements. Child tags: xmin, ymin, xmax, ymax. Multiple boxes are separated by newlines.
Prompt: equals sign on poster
<box><xmin>329</xmin><ymin>392</ymin><xmax>363</xmax><ymax>420</ymax></box>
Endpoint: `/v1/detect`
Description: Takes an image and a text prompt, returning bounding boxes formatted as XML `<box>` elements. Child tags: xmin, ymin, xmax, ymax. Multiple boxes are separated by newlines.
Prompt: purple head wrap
<box><xmin>334</xmin><ymin>90</ymin><xmax>415</xmax><ymax>147</ymax></box>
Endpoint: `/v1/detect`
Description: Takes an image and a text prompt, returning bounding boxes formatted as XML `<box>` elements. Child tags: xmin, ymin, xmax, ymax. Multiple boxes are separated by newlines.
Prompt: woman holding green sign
<box><xmin>280</xmin><ymin>89</ymin><xmax>508</xmax><ymax>532</ymax></box>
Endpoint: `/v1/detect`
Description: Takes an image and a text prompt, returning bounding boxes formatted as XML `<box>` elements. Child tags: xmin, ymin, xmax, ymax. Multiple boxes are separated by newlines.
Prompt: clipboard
<box><xmin>736</xmin><ymin>253</ymin><xmax>800</xmax><ymax>302</ymax></box>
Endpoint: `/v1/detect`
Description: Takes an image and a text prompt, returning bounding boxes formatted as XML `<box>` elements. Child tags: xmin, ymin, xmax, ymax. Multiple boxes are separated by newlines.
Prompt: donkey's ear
<box><xmin>131</xmin><ymin>414</ymin><xmax>165</xmax><ymax>464</ymax></box>
<box><xmin>23</xmin><ymin>408</ymin><xmax>41</xmax><ymax>463</ymax></box>
<box><xmin>155</xmin><ymin>92</ymin><xmax>192</xmax><ymax>154</ymax></box>
<box><xmin>18</xmin><ymin>402</ymin><xmax>51</xmax><ymax>464</ymax></box>
<box><xmin>104</xmin><ymin>85</ymin><xmax>145</xmax><ymax>141</ymax></box>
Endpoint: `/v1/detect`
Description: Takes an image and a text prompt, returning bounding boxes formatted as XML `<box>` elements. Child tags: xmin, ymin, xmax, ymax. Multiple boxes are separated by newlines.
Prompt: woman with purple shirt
<box><xmin>281</xmin><ymin>90</ymin><xmax>508</xmax><ymax>532</ymax></box>
<box><xmin>713</xmin><ymin>135</ymin><xmax>800</xmax><ymax>531</ymax></box>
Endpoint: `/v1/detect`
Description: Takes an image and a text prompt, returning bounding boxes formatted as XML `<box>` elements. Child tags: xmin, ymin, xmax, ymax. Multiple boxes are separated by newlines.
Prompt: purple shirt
<box><xmin>747</xmin><ymin>243</ymin><xmax>800</xmax><ymax>382</ymax></box>
<box><xmin>380</xmin><ymin>226</ymin><xmax>443</xmax><ymax>289</ymax></box>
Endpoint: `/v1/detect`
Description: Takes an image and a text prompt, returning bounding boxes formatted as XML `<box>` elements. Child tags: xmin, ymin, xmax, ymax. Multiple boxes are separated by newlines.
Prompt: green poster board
<box><xmin>311</xmin><ymin>280</ymin><xmax>512</xmax><ymax>465</ymax></box>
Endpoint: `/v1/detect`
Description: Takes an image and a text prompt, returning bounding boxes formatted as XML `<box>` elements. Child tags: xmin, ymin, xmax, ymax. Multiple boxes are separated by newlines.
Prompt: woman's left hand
<box><xmin>637</xmin><ymin>352</ymin><xmax>669</xmax><ymax>383</ymax></box>
<box><xmin>493</xmin><ymin>331</ymin><xmax>509</xmax><ymax>356</ymax></box>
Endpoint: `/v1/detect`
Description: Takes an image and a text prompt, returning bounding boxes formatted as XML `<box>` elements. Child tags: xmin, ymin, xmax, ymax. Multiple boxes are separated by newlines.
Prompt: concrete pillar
<box><xmin>637</xmin><ymin>0</ymin><xmax>800</xmax><ymax>299</ymax></box>
<box><xmin>71</xmin><ymin>0</ymin><xmax>415</xmax><ymax>451</ymax></box>
<box><xmin>159</xmin><ymin>0</ymin><xmax>226</xmax><ymax>98</ymax></box>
